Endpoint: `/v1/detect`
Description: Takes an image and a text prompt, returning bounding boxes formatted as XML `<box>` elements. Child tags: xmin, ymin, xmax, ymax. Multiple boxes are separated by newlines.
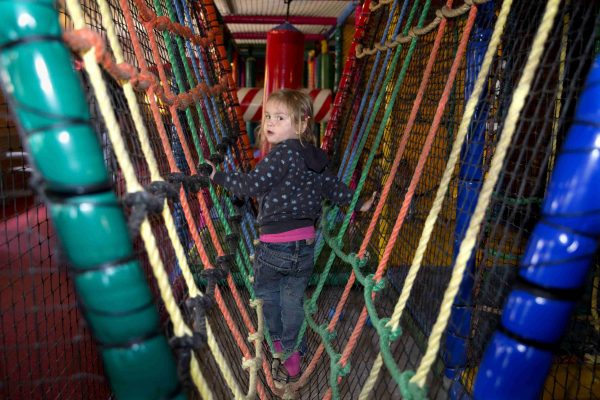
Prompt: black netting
<box><xmin>2</xmin><ymin>0</ymin><xmax>600</xmax><ymax>399</ymax></box>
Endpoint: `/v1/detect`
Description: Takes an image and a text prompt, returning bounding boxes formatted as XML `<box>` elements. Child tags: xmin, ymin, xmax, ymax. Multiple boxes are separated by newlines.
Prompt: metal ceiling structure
<box><xmin>212</xmin><ymin>0</ymin><xmax>357</xmax><ymax>46</ymax></box>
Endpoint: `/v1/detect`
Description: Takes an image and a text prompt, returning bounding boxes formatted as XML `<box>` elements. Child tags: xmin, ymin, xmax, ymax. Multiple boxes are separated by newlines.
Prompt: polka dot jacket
<box><xmin>212</xmin><ymin>139</ymin><xmax>355</xmax><ymax>234</ymax></box>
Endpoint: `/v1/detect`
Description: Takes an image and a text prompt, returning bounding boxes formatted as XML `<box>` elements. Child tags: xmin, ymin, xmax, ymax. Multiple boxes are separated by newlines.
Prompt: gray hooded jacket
<box><xmin>212</xmin><ymin>139</ymin><xmax>355</xmax><ymax>234</ymax></box>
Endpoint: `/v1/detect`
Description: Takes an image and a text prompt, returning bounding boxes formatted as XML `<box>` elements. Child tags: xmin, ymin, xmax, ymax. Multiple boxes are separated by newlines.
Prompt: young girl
<box><xmin>207</xmin><ymin>89</ymin><xmax>375</xmax><ymax>382</ymax></box>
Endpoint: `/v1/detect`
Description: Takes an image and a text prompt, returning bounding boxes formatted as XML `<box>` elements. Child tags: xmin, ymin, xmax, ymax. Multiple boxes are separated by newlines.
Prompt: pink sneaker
<box><xmin>273</xmin><ymin>340</ymin><xmax>283</xmax><ymax>353</ymax></box>
<box><xmin>282</xmin><ymin>351</ymin><xmax>301</xmax><ymax>381</ymax></box>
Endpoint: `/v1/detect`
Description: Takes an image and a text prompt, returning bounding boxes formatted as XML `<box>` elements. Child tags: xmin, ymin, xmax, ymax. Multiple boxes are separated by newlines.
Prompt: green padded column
<box><xmin>0</xmin><ymin>1</ymin><xmax>185</xmax><ymax>399</ymax></box>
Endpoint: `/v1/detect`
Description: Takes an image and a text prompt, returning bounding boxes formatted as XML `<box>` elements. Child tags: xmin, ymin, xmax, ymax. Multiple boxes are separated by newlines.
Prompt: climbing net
<box><xmin>1</xmin><ymin>0</ymin><xmax>599</xmax><ymax>399</ymax></box>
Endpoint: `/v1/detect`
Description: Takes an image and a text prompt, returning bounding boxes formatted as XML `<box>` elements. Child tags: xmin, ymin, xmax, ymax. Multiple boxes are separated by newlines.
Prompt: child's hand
<box><xmin>205</xmin><ymin>160</ymin><xmax>217</xmax><ymax>179</ymax></box>
<box><xmin>359</xmin><ymin>191</ymin><xmax>378</xmax><ymax>212</ymax></box>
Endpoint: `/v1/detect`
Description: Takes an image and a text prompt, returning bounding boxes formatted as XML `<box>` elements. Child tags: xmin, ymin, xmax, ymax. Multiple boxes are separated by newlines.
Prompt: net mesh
<box><xmin>1</xmin><ymin>0</ymin><xmax>599</xmax><ymax>399</ymax></box>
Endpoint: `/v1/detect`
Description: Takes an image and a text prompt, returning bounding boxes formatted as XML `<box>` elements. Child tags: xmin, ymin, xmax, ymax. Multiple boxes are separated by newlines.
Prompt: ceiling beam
<box><xmin>224</xmin><ymin>15</ymin><xmax>337</xmax><ymax>25</ymax></box>
<box><xmin>233</xmin><ymin>32</ymin><xmax>326</xmax><ymax>41</ymax></box>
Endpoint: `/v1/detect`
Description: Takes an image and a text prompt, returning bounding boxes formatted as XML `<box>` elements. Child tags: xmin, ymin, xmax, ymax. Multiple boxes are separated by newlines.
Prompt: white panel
<box><xmin>231</xmin><ymin>0</ymin><xmax>352</xmax><ymax>17</ymax></box>
<box><xmin>228</xmin><ymin>23</ymin><xmax>331</xmax><ymax>35</ymax></box>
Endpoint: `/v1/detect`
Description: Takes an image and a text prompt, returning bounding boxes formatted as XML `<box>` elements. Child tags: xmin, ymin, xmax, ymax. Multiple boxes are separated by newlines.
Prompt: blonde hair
<box><xmin>260</xmin><ymin>89</ymin><xmax>317</xmax><ymax>146</ymax></box>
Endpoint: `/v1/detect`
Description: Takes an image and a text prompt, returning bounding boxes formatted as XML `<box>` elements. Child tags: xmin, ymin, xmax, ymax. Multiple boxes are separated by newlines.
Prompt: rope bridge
<box><xmin>1</xmin><ymin>0</ymin><xmax>599</xmax><ymax>399</ymax></box>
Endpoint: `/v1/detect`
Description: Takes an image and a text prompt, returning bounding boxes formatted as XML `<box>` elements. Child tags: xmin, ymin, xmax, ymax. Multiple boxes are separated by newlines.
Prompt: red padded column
<box><xmin>261</xmin><ymin>22</ymin><xmax>305</xmax><ymax>155</ymax></box>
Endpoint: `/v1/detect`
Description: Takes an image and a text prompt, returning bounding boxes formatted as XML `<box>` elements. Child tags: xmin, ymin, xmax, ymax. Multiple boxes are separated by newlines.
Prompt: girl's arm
<box><xmin>321</xmin><ymin>171</ymin><xmax>354</xmax><ymax>206</ymax></box>
<box><xmin>208</xmin><ymin>147</ymin><xmax>290</xmax><ymax>197</ymax></box>
<box><xmin>322</xmin><ymin>171</ymin><xmax>377</xmax><ymax>212</ymax></box>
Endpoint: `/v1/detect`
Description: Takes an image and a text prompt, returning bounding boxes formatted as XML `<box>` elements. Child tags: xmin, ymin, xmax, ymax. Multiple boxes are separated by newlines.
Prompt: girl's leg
<box><xmin>280</xmin><ymin>240</ymin><xmax>315</xmax><ymax>355</ymax></box>
<box><xmin>253</xmin><ymin>243</ymin><xmax>283</xmax><ymax>343</ymax></box>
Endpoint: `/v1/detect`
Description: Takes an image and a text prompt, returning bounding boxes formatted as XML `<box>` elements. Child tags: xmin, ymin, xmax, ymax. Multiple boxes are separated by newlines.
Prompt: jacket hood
<box><xmin>284</xmin><ymin>139</ymin><xmax>329</xmax><ymax>173</ymax></box>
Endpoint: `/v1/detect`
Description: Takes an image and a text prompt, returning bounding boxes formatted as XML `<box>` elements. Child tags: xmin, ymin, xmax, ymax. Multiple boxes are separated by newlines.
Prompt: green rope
<box><xmin>153</xmin><ymin>0</ymin><xmax>266</xmax><ymax>348</ymax></box>
<box><xmin>492</xmin><ymin>193</ymin><xmax>542</xmax><ymax>205</ymax></box>
<box><xmin>299</xmin><ymin>2</ymin><xmax>433</xmax><ymax>395</ymax></box>
<box><xmin>158</xmin><ymin>0</ymin><xmax>235</xmax><ymax>227</ymax></box>
<box><xmin>486</xmin><ymin>248</ymin><xmax>521</xmax><ymax>261</ymax></box>
<box><xmin>303</xmin><ymin>301</ymin><xmax>350</xmax><ymax>400</ymax></box>
<box><xmin>157</xmin><ymin>0</ymin><xmax>256</xmax><ymax>264</ymax></box>
<box><xmin>319</xmin><ymin>215</ymin><xmax>426</xmax><ymax>399</ymax></box>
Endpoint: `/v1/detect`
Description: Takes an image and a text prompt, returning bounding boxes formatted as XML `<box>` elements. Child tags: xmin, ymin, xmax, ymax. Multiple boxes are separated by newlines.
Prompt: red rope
<box><xmin>321</xmin><ymin>3</ymin><xmax>482</xmax><ymax>398</ymax></box>
<box><xmin>118</xmin><ymin>0</ymin><xmax>268</xmax><ymax>397</ymax></box>
<box><xmin>63</xmin><ymin>29</ymin><xmax>226</xmax><ymax>110</ymax></box>
<box><xmin>131</xmin><ymin>0</ymin><xmax>214</xmax><ymax>45</ymax></box>
<box><xmin>196</xmin><ymin>1</ymin><xmax>256</xmax><ymax>169</ymax></box>
<box><xmin>321</xmin><ymin>0</ymin><xmax>372</xmax><ymax>153</ymax></box>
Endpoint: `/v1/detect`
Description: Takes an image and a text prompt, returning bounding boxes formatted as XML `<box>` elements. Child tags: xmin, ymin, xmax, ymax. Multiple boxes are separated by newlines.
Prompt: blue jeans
<box><xmin>253</xmin><ymin>240</ymin><xmax>314</xmax><ymax>355</ymax></box>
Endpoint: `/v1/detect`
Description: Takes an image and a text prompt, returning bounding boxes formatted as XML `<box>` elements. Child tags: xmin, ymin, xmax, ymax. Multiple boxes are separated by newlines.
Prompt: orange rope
<box><xmin>119</xmin><ymin>0</ymin><xmax>268</xmax><ymax>397</ymax></box>
<box><xmin>320</xmin><ymin>2</ymin><xmax>481</xmax><ymax>398</ymax></box>
<box><xmin>201</xmin><ymin>0</ymin><xmax>256</xmax><ymax>168</ymax></box>
<box><xmin>375</xmin><ymin>5</ymin><xmax>477</xmax><ymax>280</ymax></box>
<box><xmin>131</xmin><ymin>0</ymin><xmax>214</xmax><ymax>45</ymax></box>
<box><xmin>152</xmin><ymin>22</ymin><xmax>259</xmax><ymax>367</ymax></box>
<box><xmin>63</xmin><ymin>29</ymin><xmax>226</xmax><ymax>110</ymax></box>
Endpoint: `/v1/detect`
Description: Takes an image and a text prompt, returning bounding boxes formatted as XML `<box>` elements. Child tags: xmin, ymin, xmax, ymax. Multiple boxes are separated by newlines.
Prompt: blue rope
<box><xmin>174</xmin><ymin>0</ymin><xmax>258</xmax><ymax>246</ymax></box>
<box><xmin>316</xmin><ymin>0</ymin><xmax>408</xmax><ymax>254</ymax></box>
<box><xmin>340</xmin><ymin>0</ymin><xmax>408</xmax><ymax>183</ymax></box>
<box><xmin>173</xmin><ymin>0</ymin><xmax>226</xmax><ymax>151</ymax></box>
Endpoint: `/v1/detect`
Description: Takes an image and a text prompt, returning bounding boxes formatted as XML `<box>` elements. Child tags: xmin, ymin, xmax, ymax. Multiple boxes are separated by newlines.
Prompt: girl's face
<box><xmin>263</xmin><ymin>100</ymin><xmax>302</xmax><ymax>145</ymax></box>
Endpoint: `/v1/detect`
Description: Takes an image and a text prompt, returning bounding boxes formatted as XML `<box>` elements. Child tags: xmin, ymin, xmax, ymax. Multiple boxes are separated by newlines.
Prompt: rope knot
<box><xmin>177</xmin><ymin>92</ymin><xmax>193</xmax><ymax>109</ymax></box>
<box><xmin>184</xmin><ymin>296</ymin><xmax>210</xmax><ymax>348</ymax></box>
<box><xmin>198</xmin><ymin>82</ymin><xmax>210</xmax><ymax>95</ymax></box>
<box><xmin>225</xmin><ymin>233</ymin><xmax>239</xmax><ymax>248</ymax></box>
<box><xmin>123</xmin><ymin>190</ymin><xmax>165</xmax><ymax>237</ymax></box>
<box><xmin>170</xmin><ymin>331</ymin><xmax>206</xmax><ymax>351</ymax></box>
<box><xmin>216</xmin><ymin>254</ymin><xmax>234</xmax><ymax>270</ymax></box>
<box><xmin>321</xmin><ymin>325</ymin><xmax>336</xmax><ymax>341</ymax></box>
<box><xmin>399</xmin><ymin>370</ymin><xmax>426</xmax><ymax>400</ymax></box>
<box><xmin>132</xmin><ymin>0</ymin><xmax>154</xmax><ymax>22</ymax></box>
<box><xmin>180</xmin><ymin>25</ymin><xmax>193</xmax><ymax>39</ymax></box>
<box><xmin>356</xmin><ymin>44</ymin><xmax>365</xmax><ymax>58</ymax></box>
<box><xmin>379</xmin><ymin>317</ymin><xmax>402</xmax><ymax>342</ymax></box>
<box><xmin>373</xmin><ymin>276</ymin><xmax>386</xmax><ymax>292</ymax></box>
<box><xmin>201</xmin><ymin>267</ymin><xmax>228</xmax><ymax>282</ymax></box>
<box><xmin>208</xmin><ymin>152</ymin><xmax>225</xmax><ymax>164</ymax></box>
<box><xmin>365</xmin><ymin>274</ymin><xmax>385</xmax><ymax>293</ymax></box>
<box><xmin>187</xmin><ymin>175</ymin><xmax>210</xmax><ymax>192</ymax></box>
<box><xmin>242</xmin><ymin>357</ymin><xmax>262</xmax><ymax>372</ymax></box>
<box><xmin>332</xmin><ymin>354</ymin><xmax>351</xmax><ymax>377</ymax></box>
<box><xmin>169</xmin><ymin>331</ymin><xmax>207</xmax><ymax>389</ymax></box>
<box><xmin>164</xmin><ymin>90</ymin><xmax>177</xmax><ymax>106</ymax></box>
<box><xmin>305</xmin><ymin>302</ymin><xmax>317</xmax><ymax>316</ymax></box>
<box><xmin>247</xmin><ymin>332</ymin><xmax>262</xmax><ymax>342</ymax></box>
<box><xmin>166</xmin><ymin>172</ymin><xmax>209</xmax><ymax>193</ymax></box>
<box><xmin>357</xmin><ymin>252</ymin><xmax>369</xmax><ymax>268</ymax></box>
<box><xmin>197</xmin><ymin>163</ymin><xmax>214</xmax><ymax>176</ymax></box>
<box><xmin>63</xmin><ymin>29</ymin><xmax>99</xmax><ymax>54</ymax></box>
<box><xmin>115</xmin><ymin>62</ymin><xmax>136</xmax><ymax>81</ymax></box>
<box><xmin>228</xmin><ymin>213</ymin><xmax>243</xmax><ymax>224</ymax></box>
<box><xmin>146</xmin><ymin>180</ymin><xmax>179</xmax><ymax>202</ymax></box>
<box><xmin>250</xmin><ymin>299</ymin><xmax>263</xmax><ymax>309</ymax></box>
<box><xmin>211</xmin><ymin>84</ymin><xmax>223</xmax><ymax>95</ymax></box>
<box><xmin>152</xmin><ymin>15</ymin><xmax>172</xmax><ymax>31</ymax></box>
<box><xmin>200</xmin><ymin>267</ymin><xmax>226</xmax><ymax>299</ymax></box>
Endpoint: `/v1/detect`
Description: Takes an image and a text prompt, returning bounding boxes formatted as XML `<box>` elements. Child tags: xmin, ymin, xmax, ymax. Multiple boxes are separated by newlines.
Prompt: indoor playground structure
<box><xmin>1</xmin><ymin>0</ymin><xmax>600</xmax><ymax>399</ymax></box>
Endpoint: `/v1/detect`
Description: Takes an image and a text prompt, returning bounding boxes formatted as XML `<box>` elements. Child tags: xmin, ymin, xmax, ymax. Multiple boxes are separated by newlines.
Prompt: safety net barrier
<box><xmin>1</xmin><ymin>0</ymin><xmax>599</xmax><ymax>399</ymax></box>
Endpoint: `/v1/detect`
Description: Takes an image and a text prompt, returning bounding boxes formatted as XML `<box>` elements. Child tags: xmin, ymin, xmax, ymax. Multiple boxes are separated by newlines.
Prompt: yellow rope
<box><xmin>592</xmin><ymin>275</ymin><xmax>600</xmax><ymax>334</ymax></box>
<box><xmin>62</xmin><ymin>1</ymin><xmax>239</xmax><ymax>399</ymax></box>
<box><xmin>242</xmin><ymin>299</ymin><xmax>264</xmax><ymax>400</ymax></box>
<box><xmin>358</xmin><ymin>0</ymin><xmax>491</xmax><ymax>58</ymax></box>
<box><xmin>412</xmin><ymin>0</ymin><xmax>560</xmax><ymax>387</ymax></box>
<box><xmin>547</xmin><ymin>4</ymin><xmax>569</xmax><ymax>191</ymax></box>
<box><xmin>358</xmin><ymin>0</ymin><xmax>513</xmax><ymax>396</ymax></box>
<box><xmin>97</xmin><ymin>0</ymin><xmax>260</xmax><ymax>394</ymax></box>
<box><xmin>370</xmin><ymin>0</ymin><xmax>394</xmax><ymax>12</ymax></box>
